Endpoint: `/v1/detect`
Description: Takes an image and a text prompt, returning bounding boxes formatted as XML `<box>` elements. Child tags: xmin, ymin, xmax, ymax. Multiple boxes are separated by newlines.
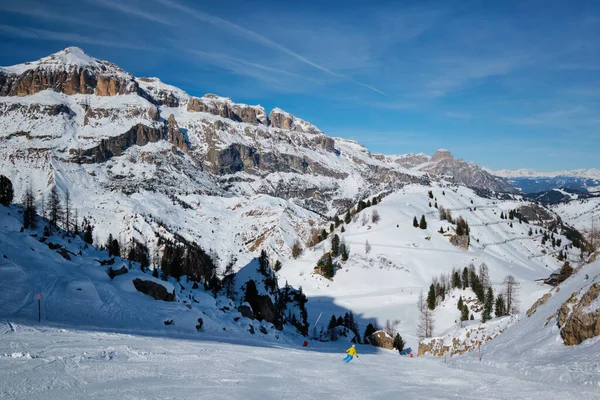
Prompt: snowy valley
<box><xmin>1</xmin><ymin>47</ymin><xmax>599</xmax><ymax>398</ymax></box>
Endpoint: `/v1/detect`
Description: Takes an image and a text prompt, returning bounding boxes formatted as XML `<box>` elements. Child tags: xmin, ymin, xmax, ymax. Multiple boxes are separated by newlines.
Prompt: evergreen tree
<box><xmin>22</xmin><ymin>184</ymin><xmax>37</xmax><ymax>229</ymax></box>
<box><xmin>0</xmin><ymin>175</ymin><xmax>14</xmax><ymax>206</ymax></box>
<box><xmin>528</xmin><ymin>228</ymin><xmax>533</xmax><ymax>236</ymax></box>
<box><xmin>330</xmin><ymin>223</ymin><xmax>334</xmax><ymax>233</ymax></box>
<box><xmin>47</xmin><ymin>186</ymin><xmax>62</xmax><ymax>227</ymax></box>
<box><xmin>340</xmin><ymin>240</ymin><xmax>349</xmax><ymax>261</ymax></box>
<box><xmin>106</xmin><ymin>234</ymin><xmax>114</xmax><ymax>255</ymax></box>
<box><xmin>331</xmin><ymin>234</ymin><xmax>340</xmax><ymax>257</ymax></box>
<box><xmin>344</xmin><ymin>210</ymin><xmax>351</xmax><ymax>224</ymax></box>
<box><xmin>321</xmin><ymin>229</ymin><xmax>328</xmax><ymax>241</ymax></box>
<box><xmin>413</xmin><ymin>216</ymin><xmax>419</xmax><ymax>228</ymax></box>
<box><xmin>427</xmin><ymin>284</ymin><xmax>436</xmax><ymax>310</ymax></box>
<box><xmin>341</xmin><ymin>226</ymin><xmax>345</xmax><ymax>233</ymax></box>
<box><xmin>438</xmin><ymin>226</ymin><xmax>444</xmax><ymax>234</ymax></box>
<box><xmin>363</xmin><ymin>323</ymin><xmax>376</xmax><ymax>345</ymax></box>
<box><xmin>470</xmin><ymin>314</ymin><xmax>474</xmax><ymax>320</ymax></box>
<box><xmin>317</xmin><ymin>252</ymin><xmax>335</xmax><ymax>279</ymax></box>
<box><xmin>84</xmin><ymin>223</ymin><xmax>93</xmax><ymax>244</ymax></box>
<box><xmin>328</xmin><ymin>315</ymin><xmax>338</xmax><ymax>341</ymax></box>
<box><xmin>419</xmin><ymin>215</ymin><xmax>427</xmax><ymax>229</ymax></box>
<box><xmin>365</xmin><ymin>239</ymin><xmax>371</xmax><ymax>254</ymax></box>
<box><xmin>461</xmin><ymin>303</ymin><xmax>469</xmax><ymax>321</ymax></box>
<box><xmin>482</xmin><ymin>287</ymin><xmax>494</xmax><ymax>322</ymax></box>
<box><xmin>452</xmin><ymin>271</ymin><xmax>462</xmax><ymax>289</ymax></box>
<box><xmin>495</xmin><ymin>294</ymin><xmax>506</xmax><ymax>317</ymax></box>
<box><xmin>393</xmin><ymin>333</ymin><xmax>405</xmax><ymax>353</ymax></box>
<box><xmin>334</xmin><ymin>215</ymin><xmax>341</xmax><ymax>228</ymax></box>
<box><xmin>274</xmin><ymin>260</ymin><xmax>282</xmax><ymax>272</ymax></box>
<box><xmin>462</xmin><ymin>267</ymin><xmax>469</xmax><ymax>289</ymax></box>
<box><xmin>457</xmin><ymin>295</ymin><xmax>463</xmax><ymax>311</ymax></box>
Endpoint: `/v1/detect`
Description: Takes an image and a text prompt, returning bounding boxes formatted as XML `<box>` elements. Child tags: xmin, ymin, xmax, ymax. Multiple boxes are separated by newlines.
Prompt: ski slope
<box><xmin>1</xmin><ymin>322</ymin><xmax>598</xmax><ymax>400</ymax></box>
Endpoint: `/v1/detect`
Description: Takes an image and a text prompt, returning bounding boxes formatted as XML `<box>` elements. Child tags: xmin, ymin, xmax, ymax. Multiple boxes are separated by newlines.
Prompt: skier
<box><xmin>342</xmin><ymin>344</ymin><xmax>358</xmax><ymax>363</ymax></box>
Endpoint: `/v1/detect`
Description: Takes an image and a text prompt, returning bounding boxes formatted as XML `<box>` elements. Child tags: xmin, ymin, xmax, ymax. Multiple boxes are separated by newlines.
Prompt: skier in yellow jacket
<box><xmin>342</xmin><ymin>344</ymin><xmax>358</xmax><ymax>363</ymax></box>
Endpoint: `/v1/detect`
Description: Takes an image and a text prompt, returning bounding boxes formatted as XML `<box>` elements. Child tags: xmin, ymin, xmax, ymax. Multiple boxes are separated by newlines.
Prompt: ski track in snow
<box><xmin>1</xmin><ymin>323</ymin><xmax>598</xmax><ymax>400</ymax></box>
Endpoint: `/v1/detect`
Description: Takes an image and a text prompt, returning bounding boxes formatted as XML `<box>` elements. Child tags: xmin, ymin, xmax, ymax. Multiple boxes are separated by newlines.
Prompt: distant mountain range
<box><xmin>485</xmin><ymin>168</ymin><xmax>600</xmax><ymax>195</ymax></box>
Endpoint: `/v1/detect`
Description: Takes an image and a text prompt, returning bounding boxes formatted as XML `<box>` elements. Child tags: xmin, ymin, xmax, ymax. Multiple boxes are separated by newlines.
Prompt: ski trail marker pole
<box><xmin>37</xmin><ymin>292</ymin><xmax>41</xmax><ymax>322</ymax></box>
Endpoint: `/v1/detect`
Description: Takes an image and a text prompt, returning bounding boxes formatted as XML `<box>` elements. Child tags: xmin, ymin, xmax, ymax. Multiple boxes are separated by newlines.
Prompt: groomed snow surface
<box><xmin>2</xmin><ymin>322</ymin><xmax>599</xmax><ymax>400</ymax></box>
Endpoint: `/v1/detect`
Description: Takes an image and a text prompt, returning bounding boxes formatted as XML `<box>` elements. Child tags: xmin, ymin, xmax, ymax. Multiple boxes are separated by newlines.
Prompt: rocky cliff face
<box><xmin>389</xmin><ymin>149</ymin><xmax>515</xmax><ymax>194</ymax></box>
<box><xmin>187</xmin><ymin>94</ymin><xmax>269</xmax><ymax>125</ymax></box>
<box><xmin>0</xmin><ymin>47</ymin><xmax>138</xmax><ymax>97</ymax></box>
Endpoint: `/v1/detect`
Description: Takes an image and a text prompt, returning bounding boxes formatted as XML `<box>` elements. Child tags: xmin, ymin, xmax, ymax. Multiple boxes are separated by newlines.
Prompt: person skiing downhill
<box><xmin>342</xmin><ymin>344</ymin><xmax>358</xmax><ymax>363</ymax></box>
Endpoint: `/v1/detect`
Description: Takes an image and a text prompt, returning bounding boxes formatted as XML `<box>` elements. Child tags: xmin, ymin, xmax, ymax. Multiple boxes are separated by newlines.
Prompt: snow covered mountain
<box><xmin>386</xmin><ymin>149</ymin><xmax>516</xmax><ymax>194</ymax></box>
<box><xmin>485</xmin><ymin>167</ymin><xmax>600</xmax><ymax>194</ymax></box>
<box><xmin>0</xmin><ymin>47</ymin><xmax>520</xmax><ymax>266</ymax></box>
<box><xmin>487</xmin><ymin>168</ymin><xmax>600</xmax><ymax>180</ymax></box>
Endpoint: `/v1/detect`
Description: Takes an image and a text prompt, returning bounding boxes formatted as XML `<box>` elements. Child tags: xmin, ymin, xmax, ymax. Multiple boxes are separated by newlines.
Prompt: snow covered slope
<box><xmin>0</xmin><ymin>205</ymin><xmax>304</xmax><ymax>341</ymax></box>
<box><xmin>2</xmin><ymin>322</ymin><xmax>599</xmax><ymax>399</ymax></box>
<box><xmin>279</xmin><ymin>183</ymin><xmax>574</xmax><ymax>350</ymax></box>
<box><xmin>452</xmin><ymin>257</ymin><xmax>600</xmax><ymax>386</ymax></box>
<box><xmin>552</xmin><ymin>197</ymin><xmax>600</xmax><ymax>232</ymax></box>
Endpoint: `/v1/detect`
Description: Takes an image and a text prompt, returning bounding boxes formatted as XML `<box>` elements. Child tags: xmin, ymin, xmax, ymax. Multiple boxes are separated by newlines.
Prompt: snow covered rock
<box><xmin>132</xmin><ymin>278</ymin><xmax>175</xmax><ymax>302</ymax></box>
<box><xmin>371</xmin><ymin>330</ymin><xmax>394</xmax><ymax>349</ymax></box>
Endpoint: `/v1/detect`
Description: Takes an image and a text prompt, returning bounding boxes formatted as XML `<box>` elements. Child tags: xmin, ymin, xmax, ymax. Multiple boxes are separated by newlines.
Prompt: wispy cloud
<box><xmin>184</xmin><ymin>49</ymin><xmax>324</xmax><ymax>87</ymax></box>
<box><xmin>152</xmin><ymin>0</ymin><xmax>385</xmax><ymax>95</ymax></box>
<box><xmin>0</xmin><ymin>24</ymin><xmax>153</xmax><ymax>50</ymax></box>
<box><xmin>83</xmin><ymin>0</ymin><xmax>175</xmax><ymax>26</ymax></box>
<box><xmin>509</xmin><ymin>106</ymin><xmax>587</xmax><ymax>126</ymax></box>
<box><xmin>0</xmin><ymin>3</ymin><xmax>111</xmax><ymax>30</ymax></box>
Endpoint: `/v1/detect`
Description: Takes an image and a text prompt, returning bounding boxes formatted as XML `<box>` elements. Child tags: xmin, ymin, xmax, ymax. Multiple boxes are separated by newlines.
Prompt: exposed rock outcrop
<box><xmin>132</xmin><ymin>278</ymin><xmax>175</xmax><ymax>301</ymax></box>
<box><xmin>558</xmin><ymin>283</ymin><xmax>600</xmax><ymax>345</ymax></box>
<box><xmin>107</xmin><ymin>266</ymin><xmax>128</xmax><ymax>279</ymax></box>
<box><xmin>187</xmin><ymin>94</ymin><xmax>269</xmax><ymax>125</ymax></box>
<box><xmin>166</xmin><ymin>114</ymin><xmax>189</xmax><ymax>153</ymax></box>
<box><xmin>238</xmin><ymin>304</ymin><xmax>254</xmax><ymax>319</ymax></box>
<box><xmin>75</xmin><ymin>123</ymin><xmax>164</xmax><ymax>163</ymax></box>
<box><xmin>526</xmin><ymin>293</ymin><xmax>553</xmax><ymax>317</ymax></box>
<box><xmin>371</xmin><ymin>330</ymin><xmax>394</xmax><ymax>349</ymax></box>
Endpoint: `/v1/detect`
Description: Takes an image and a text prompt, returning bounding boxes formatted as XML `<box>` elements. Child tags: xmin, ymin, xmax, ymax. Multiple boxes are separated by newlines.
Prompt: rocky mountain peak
<box><xmin>269</xmin><ymin>107</ymin><xmax>321</xmax><ymax>134</ymax></box>
<box><xmin>0</xmin><ymin>46</ymin><xmax>136</xmax><ymax>97</ymax></box>
<box><xmin>431</xmin><ymin>149</ymin><xmax>454</xmax><ymax>162</ymax></box>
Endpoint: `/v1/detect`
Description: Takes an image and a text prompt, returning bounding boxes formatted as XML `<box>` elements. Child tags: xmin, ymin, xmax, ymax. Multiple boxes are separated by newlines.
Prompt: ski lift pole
<box><xmin>37</xmin><ymin>292</ymin><xmax>41</xmax><ymax>323</ymax></box>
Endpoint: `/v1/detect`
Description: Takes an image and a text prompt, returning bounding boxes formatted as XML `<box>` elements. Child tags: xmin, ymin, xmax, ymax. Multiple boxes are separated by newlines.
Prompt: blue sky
<box><xmin>0</xmin><ymin>0</ymin><xmax>599</xmax><ymax>171</ymax></box>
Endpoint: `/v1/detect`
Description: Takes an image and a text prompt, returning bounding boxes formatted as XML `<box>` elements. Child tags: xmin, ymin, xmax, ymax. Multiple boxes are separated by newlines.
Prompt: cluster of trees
<box><xmin>541</xmin><ymin>230</ymin><xmax>562</xmax><ymax>248</ymax></box>
<box><xmin>331</xmin><ymin>234</ymin><xmax>349</xmax><ymax>261</ymax></box>
<box><xmin>243</xmin><ymin>253</ymin><xmax>309</xmax><ymax>334</ymax></box>
<box><xmin>412</xmin><ymin>215</ymin><xmax>427</xmax><ymax>229</ymax></box>
<box><xmin>438</xmin><ymin>205</ymin><xmax>453</xmax><ymax>223</ymax></box>
<box><xmin>155</xmin><ymin>234</ymin><xmax>220</xmax><ymax>292</ymax></box>
<box><xmin>320</xmin><ymin>312</ymin><xmax>360</xmax><ymax>342</ymax></box>
<box><xmin>315</xmin><ymin>234</ymin><xmax>351</xmax><ymax>279</ymax></box>
<box><xmin>499</xmin><ymin>209</ymin><xmax>524</xmax><ymax>223</ymax></box>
